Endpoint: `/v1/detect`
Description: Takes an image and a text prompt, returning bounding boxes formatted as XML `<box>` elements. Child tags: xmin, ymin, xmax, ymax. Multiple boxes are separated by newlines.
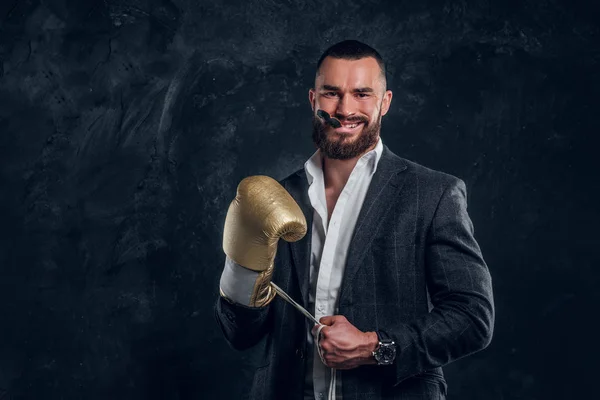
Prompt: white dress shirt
<box><xmin>303</xmin><ymin>137</ymin><xmax>384</xmax><ymax>400</ymax></box>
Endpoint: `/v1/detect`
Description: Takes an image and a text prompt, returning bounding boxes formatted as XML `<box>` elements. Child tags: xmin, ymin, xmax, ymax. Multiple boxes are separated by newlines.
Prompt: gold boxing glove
<box><xmin>222</xmin><ymin>175</ymin><xmax>307</xmax><ymax>307</ymax></box>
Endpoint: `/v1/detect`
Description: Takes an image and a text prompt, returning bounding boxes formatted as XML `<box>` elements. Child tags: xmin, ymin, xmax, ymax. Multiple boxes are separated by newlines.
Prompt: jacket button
<box><xmin>225</xmin><ymin>312</ymin><xmax>235</xmax><ymax>322</ymax></box>
<box><xmin>296</xmin><ymin>348</ymin><xmax>304</xmax><ymax>359</ymax></box>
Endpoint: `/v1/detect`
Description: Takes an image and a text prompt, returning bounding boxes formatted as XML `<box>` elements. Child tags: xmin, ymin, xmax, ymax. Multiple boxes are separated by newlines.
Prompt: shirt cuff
<box><xmin>219</xmin><ymin>256</ymin><xmax>261</xmax><ymax>305</ymax></box>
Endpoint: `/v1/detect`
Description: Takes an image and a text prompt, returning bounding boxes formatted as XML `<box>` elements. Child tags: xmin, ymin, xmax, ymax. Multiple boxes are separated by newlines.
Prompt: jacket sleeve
<box><xmin>214</xmin><ymin>259</ymin><xmax>274</xmax><ymax>350</ymax></box>
<box><xmin>389</xmin><ymin>178</ymin><xmax>495</xmax><ymax>385</ymax></box>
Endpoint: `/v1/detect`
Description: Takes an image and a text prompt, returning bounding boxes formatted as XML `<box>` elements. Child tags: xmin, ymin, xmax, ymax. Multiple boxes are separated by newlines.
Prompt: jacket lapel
<box><xmin>284</xmin><ymin>170</ymin><xmax>313</xmax><ymax>307</ymax></box>
<box><xmin>338</xmin><ymin>145</ymin><xmax>408</xmax><ymax>303</ymax></box>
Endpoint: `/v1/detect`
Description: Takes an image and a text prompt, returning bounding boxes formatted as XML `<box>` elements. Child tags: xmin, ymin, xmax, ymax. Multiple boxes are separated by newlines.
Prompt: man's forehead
<box><xmin>315</xmin><ymin>56</ymin><xmax>384</xmax><ymax>88</ymax></box>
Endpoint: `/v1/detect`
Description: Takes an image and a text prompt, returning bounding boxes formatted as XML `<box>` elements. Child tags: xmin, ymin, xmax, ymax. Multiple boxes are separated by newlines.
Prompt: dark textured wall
<box><xmin>0</xmin><ymin>0</ymin><xmax>598</xmax><ymax>399</ymax></box>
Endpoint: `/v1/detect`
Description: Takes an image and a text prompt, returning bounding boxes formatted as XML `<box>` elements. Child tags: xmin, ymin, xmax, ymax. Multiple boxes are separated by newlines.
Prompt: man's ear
<box><xmin>309</xmin><ymin>89</ymin><xmax>316</xmax><ymax>111</ymax></box>
<box><xmin>380</xmin><ymin>90</ymin><xmax>393</xmax><ymax>116</ymax></box>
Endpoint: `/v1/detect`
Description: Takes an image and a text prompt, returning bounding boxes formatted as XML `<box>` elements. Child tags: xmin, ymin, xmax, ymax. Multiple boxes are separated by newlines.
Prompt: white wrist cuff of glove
<box><xmin>219</xmin><ymin>256</ymin><xmax>261</xmax><ymax>305</ymax></box>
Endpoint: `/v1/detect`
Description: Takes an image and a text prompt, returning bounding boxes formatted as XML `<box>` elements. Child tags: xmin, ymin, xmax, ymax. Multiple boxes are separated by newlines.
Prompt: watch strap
<box><xmin>377</xmin><ymin>330</ymin><xmax>392</xmax><ymax>343</ymax></box>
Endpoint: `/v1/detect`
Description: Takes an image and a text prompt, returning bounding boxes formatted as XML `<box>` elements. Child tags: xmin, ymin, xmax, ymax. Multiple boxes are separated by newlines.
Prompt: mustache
<box><xmin>337</xmin><ymin>116</ymin><xmax>368</xmax><ymax>124</ymax></box>
<box><xmin>316</xmin><ymin>110</ymin><xmax>368</xmax><ymax>127</ymax></box>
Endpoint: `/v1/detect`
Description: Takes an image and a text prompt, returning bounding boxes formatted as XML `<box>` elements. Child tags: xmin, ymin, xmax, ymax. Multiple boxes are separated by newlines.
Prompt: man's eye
<box><xmin>323</xmin><ymin>92</ymin><xmax>338</xmax><ymax>97</ymax></box>
<box><xmin>356</xmin><ymin>93</ymin><xmax>369</xmax><ymax>98</ymax></box>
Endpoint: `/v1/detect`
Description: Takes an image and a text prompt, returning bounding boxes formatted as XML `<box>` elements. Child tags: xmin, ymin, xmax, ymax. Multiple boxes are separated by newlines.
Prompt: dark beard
<box><xmin>312</xmin><ymin>114</ymin><xmax>381</xmax><ymax>160</ymax></box>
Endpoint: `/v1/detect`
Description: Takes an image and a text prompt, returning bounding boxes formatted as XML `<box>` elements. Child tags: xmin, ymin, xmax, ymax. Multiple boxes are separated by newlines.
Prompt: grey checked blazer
<box><xmin>215</xmin><ymin>144</ymin><xmax>494</xmax><ymax>400</ymax></box>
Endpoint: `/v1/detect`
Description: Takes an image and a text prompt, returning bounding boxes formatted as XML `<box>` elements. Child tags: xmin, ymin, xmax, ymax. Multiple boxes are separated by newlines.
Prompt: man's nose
<box><xmin>335</xmin><ymin>94</ymin><xmax>357</xmax><ymax>118</ymax></box>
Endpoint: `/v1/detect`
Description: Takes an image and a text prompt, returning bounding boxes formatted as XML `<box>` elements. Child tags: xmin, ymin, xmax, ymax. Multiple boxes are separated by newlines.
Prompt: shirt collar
<box><xmin>304</xmin><ymin>136</ymin><xmax>384</xmax><ymax>186</ymax></box>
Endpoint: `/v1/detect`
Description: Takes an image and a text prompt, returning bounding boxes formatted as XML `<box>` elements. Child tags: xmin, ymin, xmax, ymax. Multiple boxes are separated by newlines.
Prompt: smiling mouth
<box><xmin>334</xmin><ymin>121</ymin><xmax>364</xmax><ymax>132</ymax></box>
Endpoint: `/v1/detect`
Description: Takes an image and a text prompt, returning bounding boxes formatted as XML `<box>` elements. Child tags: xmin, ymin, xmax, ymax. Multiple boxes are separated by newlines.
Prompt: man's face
<box><xmin>309</xmin><ymin>56</ymin><xmax>393</xmax><ymax>160</ymax></box>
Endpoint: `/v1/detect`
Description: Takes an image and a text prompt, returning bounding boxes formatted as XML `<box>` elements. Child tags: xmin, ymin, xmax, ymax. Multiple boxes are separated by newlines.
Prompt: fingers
<box><xmin>311</xmin><ymin>323</ymin><xmax>325</xmax><ymax>337</ymax></box>
<box><xmin>312</xmin><ymin>314</ymin><xmax>359</xmax><ymax>342</ymax></box>
<box><xmin>311</xmin><ymin>323</ymin><xmax>318</xmax><ymax>334</ymax></box>
<box><xmin>312</xmin><ymin>324</ymin><xmax>329</xmax><ymax>367</ymax></box>
<box><xmin>319</xmin><ymin>314</ymin><xmax>347</xmax><ymax>326</ymax></box>
<box><xmin>315</xmin><ymin>324</ymin><xmax>328</xmax><ymax>365</ymax></box>
<box><xmin>318</xmin><ymin>346</ymin><xmax>358</xmax><ymax>370</ymax></box>
<box><xmin>316</xmin><ymin>326</ymin><xmax>342</xmax><ymax>367</ymax></box>
<box><xmin>312</xmin><ymin>315</ymin><xmax>359</xmax><ymax>369</ymax></box>
<box><xmin>313</xmin><ymin>314</ymin><xmax>348</xmax><ymax>334</ymax></box>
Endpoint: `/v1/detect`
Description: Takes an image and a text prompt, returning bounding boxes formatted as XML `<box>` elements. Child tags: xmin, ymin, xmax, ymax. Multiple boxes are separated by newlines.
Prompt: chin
<box><xmin>330</xmin><ymin>128</ymin><xmax>364</xmax><ymax>139</ymax></box>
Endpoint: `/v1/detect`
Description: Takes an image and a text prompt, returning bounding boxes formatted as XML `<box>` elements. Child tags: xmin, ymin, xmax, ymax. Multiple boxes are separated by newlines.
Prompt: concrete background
<box><xmin>0</xmin><ymin>0</ymin><xmax>598</xmax><ymax>398</ymax></box>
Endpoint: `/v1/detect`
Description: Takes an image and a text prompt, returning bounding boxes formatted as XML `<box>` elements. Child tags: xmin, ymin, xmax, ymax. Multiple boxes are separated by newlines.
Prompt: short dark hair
<box><xmin>316</xmin><ymin>40</ymin><xmax>386</xmax><ymax>81</ymax></box>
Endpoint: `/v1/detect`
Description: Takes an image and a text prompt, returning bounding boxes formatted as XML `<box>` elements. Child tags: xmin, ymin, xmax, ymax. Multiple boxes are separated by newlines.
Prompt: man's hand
<box><xmin>311</xmin><ymin>315</ymin><xmax>379</xmax><ymax>370</ymax></box>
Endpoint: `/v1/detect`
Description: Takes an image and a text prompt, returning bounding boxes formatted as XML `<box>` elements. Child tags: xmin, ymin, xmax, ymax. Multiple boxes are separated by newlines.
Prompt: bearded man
<box><xmin>215</xmin><ymin>40</ymin><xmax>494</xmax><ymax>400</ymax></box>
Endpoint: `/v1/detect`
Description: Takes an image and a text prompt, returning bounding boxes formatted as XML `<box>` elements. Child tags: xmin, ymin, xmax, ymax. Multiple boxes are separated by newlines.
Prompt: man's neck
<box><xmin>321</xmin><ymin>140</ymin><xmax>378</xmax><ymax>193</ymax></box>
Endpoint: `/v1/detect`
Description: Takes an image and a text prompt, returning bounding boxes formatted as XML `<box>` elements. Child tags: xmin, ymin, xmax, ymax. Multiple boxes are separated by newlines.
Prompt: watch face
<box><xmin>380</xmin><ymin>346</ymin><xmax>395</xmax><ymax>361</ymax></box>
<box><xmin>376</xmin><ymin>342</ymin><xmax>396</xmax><ymax>364</ymax></box>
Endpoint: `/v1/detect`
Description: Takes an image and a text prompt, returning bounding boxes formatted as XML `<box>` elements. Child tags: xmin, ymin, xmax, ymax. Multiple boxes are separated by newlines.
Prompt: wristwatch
<box><xmin>372</xmin><ymin>330</ymin><xmax>396</xmax><ymax>365</ymax></box>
